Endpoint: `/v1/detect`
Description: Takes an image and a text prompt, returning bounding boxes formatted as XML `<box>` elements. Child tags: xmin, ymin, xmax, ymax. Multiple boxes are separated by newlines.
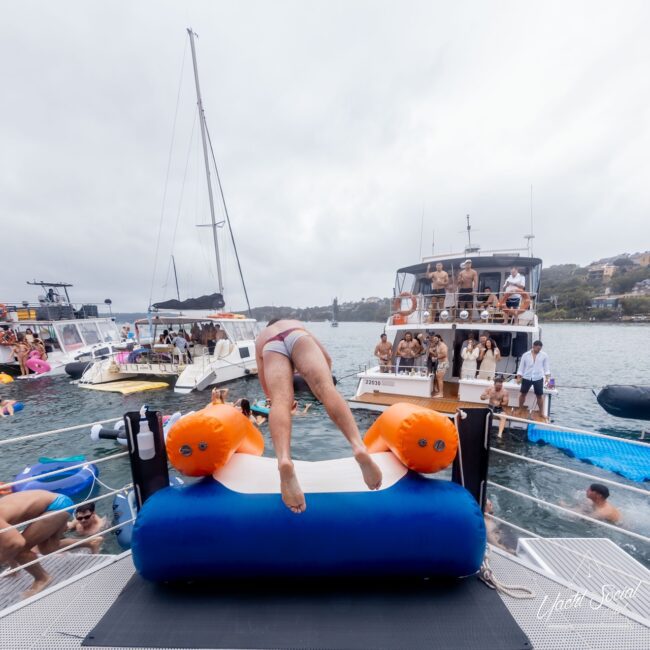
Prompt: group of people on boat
<box><xmin>0</xmin><ymin>326</ymin><xmax>48</xmax><ymax>376</ymax></box>
<box><xmin>417</xmin><ymin>261</ymin><xmax>529</xmax><ymax>322</ymax></box>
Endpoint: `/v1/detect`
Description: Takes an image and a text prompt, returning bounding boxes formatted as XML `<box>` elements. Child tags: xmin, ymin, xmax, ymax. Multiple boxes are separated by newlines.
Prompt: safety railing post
<box><xmin>452</xmin><ymin>407</ymin><xmax>492</xmax><ymax>509</ymax></box>
<box><xmin>124</xmin><ymin>409</ymin><xmax>170</xmax><ymax>510</ymax></box>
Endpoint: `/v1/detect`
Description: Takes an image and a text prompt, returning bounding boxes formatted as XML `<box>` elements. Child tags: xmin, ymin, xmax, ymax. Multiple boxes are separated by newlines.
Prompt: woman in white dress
<box><xmin>478</xmin><ymin>338</ymin><xmax>500</xmax><ymax>380</ymax></box>
<box><xmin>460</xmin><ymin>339</ymin><xmax>480</xmax><ymax>379</ymax></box>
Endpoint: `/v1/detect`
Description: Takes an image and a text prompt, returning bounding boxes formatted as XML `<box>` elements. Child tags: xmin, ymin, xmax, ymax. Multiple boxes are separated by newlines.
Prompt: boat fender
<box><xmin>0</xmin><ymin>372</ymin><xmax>14</xmax><ymax>384</ymax></box>
<box><xmin>166</xmin><ymin>404</ymin><xmax>264</xmax><ymax>476</ymax></box>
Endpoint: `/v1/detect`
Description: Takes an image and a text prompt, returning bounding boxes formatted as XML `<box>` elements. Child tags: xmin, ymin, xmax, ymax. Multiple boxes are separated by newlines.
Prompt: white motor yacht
<box><xmin>0</xmin><ymin>281</ymin><xmax>122</xmax><ymax>378</ymax></box>
<box><xmin>349</xmin><ymin>246</ymin><xmax>558</xmax><ymax>424</ymax></box>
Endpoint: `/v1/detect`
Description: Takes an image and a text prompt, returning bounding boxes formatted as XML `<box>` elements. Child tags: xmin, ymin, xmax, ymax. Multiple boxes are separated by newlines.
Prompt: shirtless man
<box><xmin>430</xmin><ymin>334</ymin><xmax>449</xmax><ymax>397</ymax></box>
<box><xmin>374</xmin><ymin>333</ymin><xmax>393</xmax><ymax>373</ymax></box>
<box><xmin>395</xmin><ymin>332</ymin><xmax>421</xmax><ymax>372</ymax></box>
<box><xmin>480</xmin><ymin>376</ymin><xmax>509</xmax><ymax>437</ymax></box>
<box><xmin>1</xmin><ymin>399</ymin><xmax>18</xmax><ymax>417</ymax></box>
<box><xmin>255</xmin><ymin>318</ymin><xmax>382</xmax><ymax>513</ymax></box>
<box><xmin>457</xmin><ymin>260</ymin><xmax>478</xmax><ymax>317</ymax></box>
<box><xmin>67</xmin><ymin>502</ymin><xmax>107</xmax><ymax>539</ymax></box>
<box><xmin>426</xmin><ymin>262</ymin><xmax>449</xmax><ymax>322</ymax></box>
<box><xmin>0</xmin><ymin>491</ymin><xmax>78</xmax><ymax>598</ymax></box>
<box><xmin>585</xmin><ymin>483</ymin><xmax>621</xmax><ymax>524</ymax></box>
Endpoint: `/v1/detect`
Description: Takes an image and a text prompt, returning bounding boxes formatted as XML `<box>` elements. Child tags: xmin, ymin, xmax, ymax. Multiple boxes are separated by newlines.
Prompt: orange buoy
<box><xmin>364</xmin><ymin>402</ymin><xmax>458</xmax><ymax>473</ymax></box>
<box><xmin>166</xmin><ymin>404</ymin><xmax>264</xmax><ymax>477</ymax></box>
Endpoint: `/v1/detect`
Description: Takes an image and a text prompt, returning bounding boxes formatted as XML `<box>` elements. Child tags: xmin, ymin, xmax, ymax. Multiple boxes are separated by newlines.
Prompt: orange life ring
<box><xmin>392</xmin><ymin>292</ymin><xmax>417</xmax><ymax>317</ymax></box>
<box><xmin>498</xmin><ymin>290</ymin><xmax>531</xmax><ymax>315</ymax></box>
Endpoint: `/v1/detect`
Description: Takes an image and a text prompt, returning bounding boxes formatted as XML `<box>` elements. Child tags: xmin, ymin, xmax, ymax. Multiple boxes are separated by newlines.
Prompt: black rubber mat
<box><xmin>83</xmin><ymin>573</ymin><xmax>532</xmax><ymax>649</ymax></box>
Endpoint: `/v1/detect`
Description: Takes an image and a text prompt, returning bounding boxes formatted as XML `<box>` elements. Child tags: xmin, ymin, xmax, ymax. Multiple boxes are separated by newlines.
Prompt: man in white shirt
<box><xmin>172</xmin><ymin>332</ymin><xmax>191</xmax><ymax>362</ymax></box>
<box><xmin>516</xmin><ymin>340</ymin><xmax>550</xmax><ymax>419</ymax></box>
<box><xmin>503</xmin><ymin>267</ymin><xmax>526</xmax><ymax>308</ymax></box>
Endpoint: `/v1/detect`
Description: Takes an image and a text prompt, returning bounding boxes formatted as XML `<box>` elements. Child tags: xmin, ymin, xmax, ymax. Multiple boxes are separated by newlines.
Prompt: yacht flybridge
<box><xmin>349</xmin><ymin>247</ymin><xmax>557</xmax><ymax>424</ymax></box>
<box><xmin>0</xmin><ymin>281</ymin><xmax>121</xmax><ymax>378</ymax></box>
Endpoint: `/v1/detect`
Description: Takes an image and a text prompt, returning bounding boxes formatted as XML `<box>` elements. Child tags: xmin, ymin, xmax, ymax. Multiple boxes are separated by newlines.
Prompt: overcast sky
<box><xmin>1</xmin><ymin>1</ymin><xmax>649</xmax><ymax>312</ymax></box>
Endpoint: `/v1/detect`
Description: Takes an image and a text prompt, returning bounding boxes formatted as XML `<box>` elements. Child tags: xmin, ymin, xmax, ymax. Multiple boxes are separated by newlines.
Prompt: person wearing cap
<box><xmin>584</xmin><ymin>484</ymin><xmax>621</xmax><ymax>524</ymax></box>
<box><xmin>457</xmin><ymin>259</ymin><xmax>478</xmax><ymax>317</ymax></box>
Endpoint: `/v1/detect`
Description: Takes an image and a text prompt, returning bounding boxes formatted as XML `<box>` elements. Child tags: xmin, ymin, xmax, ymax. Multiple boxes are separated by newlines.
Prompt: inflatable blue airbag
<box><xmin>132</xmin><ymin>472</ymin><xmax>486</xmax><ymax>582</ymax></box>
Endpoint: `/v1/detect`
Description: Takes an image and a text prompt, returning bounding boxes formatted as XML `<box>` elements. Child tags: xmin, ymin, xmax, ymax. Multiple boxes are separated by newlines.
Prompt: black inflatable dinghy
<box><xmin>596</xmin><ymin>385</ymin><xmax>650</xmax><ymax>421</ymax></box>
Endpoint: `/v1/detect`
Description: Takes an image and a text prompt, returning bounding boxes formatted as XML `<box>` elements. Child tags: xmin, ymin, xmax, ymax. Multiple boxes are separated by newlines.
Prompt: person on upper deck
<box><xmin>516</xmin><ymin>340</ymin><xmax>550</xmax><ymax>421</ymax></box>
<box><xmin>503</xmin><ymin>267</ymin><xmax>526</xmax><ymax>309</ymax></box>
<box><xmin>425</xmin><ymin>262</ymin><xmax>449</xmax><ymax>322</ymax></box>
<box><xmin>457</xmin><ymin>260</ymin><xmax>478</xmax><ymax>316</ymax></box>
<box><xmin>255</xmin><ymin>318</ymin><xmax>382</xmax><ymax>514</ymax></box>
<box><xmin>373</xmin><ymin>333</ymin><xmax>393</xmax><ymax>373</ymax></box>
<box><xmin>479</xmin><ymin>287</ymin><xmax>499</xmax><ymax>310</ymax></box>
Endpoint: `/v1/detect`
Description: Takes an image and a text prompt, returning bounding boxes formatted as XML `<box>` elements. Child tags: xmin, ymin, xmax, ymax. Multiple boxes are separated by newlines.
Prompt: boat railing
<box><xmin>0</xmin><ymin>417</ymin><xmax>134</xmax><ymax>585</ymax></box>
<box><xmin>390</xmin><ymin>291</ymin><xmax>539</xmax><ymax>326</ymax></box>
<box><xmin>1</xmin><ymin>301</ymin><xmax>112</xmax><ymax>322</ymax></box>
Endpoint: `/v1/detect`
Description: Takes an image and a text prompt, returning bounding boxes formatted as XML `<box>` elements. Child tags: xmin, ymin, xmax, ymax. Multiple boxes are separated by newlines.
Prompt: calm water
<box><xmin>1</xmin><ymin>322</ymin><xmax>648</xmax><ymax>563</ymax></box>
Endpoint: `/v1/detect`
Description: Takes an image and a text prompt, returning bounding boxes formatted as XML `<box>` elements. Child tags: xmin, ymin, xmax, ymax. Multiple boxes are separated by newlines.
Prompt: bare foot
<box><xmin>22</xmin><ymin>574</ymin><xmax>53</xmax><ymax>599</ymax></box>
<box><xmin>279</xmin><ymin>461</ymin><xmax>306</xmax><ymax>513</ymax></box>
<box><xmin>354</xmin><ymin>449</ymin><xmax>383</xmax><ymax>490</ymax></box>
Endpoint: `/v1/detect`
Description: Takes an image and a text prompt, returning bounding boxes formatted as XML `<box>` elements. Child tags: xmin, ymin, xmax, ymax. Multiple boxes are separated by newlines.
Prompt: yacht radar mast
<box><xmin>464</xmin><ymin>214</ymin><xmax>481</xmax><ymax>255</ymax></box>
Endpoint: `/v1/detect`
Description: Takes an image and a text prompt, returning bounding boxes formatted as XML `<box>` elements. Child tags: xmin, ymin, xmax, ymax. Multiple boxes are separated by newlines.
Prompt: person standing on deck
<box><xmin>516</xmin><ymin>340</ymin><xmax>550</xmax><ymax>420</ymax></box>
<box><xmin>426</xmin><ymin>262</ymin><xmax>449</xmax><ymax>322</ymax></box>
<box><xmin>457</xmin><ymin>260</ymin><xmax>478</xmax><ymax>317</ymax></box>
<box><xmin>373</xmin><ymin>333</ymin><xmax>393</xmax><ymax>373</ymax></box>
<box><xmin>255</xmin><ymin>319</ymin><xmax>382</xmax><ymax>514</ymax></box>
<box><xmin>430</xmin><ymin>334</ymin><xmax>449</xmax><ymax>398</ymax></box>
<box><xmin>396</xmin><ymin>332</ymin><xmax>421</xmax><ymax>372</ymax></box>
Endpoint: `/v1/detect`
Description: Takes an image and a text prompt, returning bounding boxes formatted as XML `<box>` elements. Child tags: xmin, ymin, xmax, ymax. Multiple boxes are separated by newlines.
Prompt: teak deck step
<box><xmin>351</xmin><ymin>392</ymin><xmax>546</xmax><ymax>422</ymax></box>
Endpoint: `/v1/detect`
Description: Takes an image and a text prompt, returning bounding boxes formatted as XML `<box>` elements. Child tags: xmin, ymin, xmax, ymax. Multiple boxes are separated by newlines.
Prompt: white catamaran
<box><xmin>78</xmin><ymin>29</ymin><xmax>258</xmax><ymax>394</ymax></box>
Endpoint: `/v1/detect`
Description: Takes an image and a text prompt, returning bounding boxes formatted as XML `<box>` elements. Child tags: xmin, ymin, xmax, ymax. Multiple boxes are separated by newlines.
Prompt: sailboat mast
<box><xmin>171</xmin><ymin>255</ymin><xmax>181</xmax><ymax>302</ymax></box>
<box><xmin>187</xmin><ymin>28</ymin><xmax>224</xmax><ymax>298</ymax></box>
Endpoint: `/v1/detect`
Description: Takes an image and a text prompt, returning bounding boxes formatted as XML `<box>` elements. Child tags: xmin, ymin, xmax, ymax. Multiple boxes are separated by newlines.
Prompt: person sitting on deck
<box><xmin>480</xmin><ymin>376</ymin><xmax>509</xmax><ymax>437</ymax></box>
<box><xmin>478</xmin><ymin>287</ymin><xmax>499</xmax><ymax>310</ymax></box>
<box><xmin>255</xmin><ymin>318</ymin><xmax>382</xmax><ymax>514</ymax></box>
<box><xmin>584</xmin><ymin>483</ymin><xmax>621</xmax><ymax>524</ymax></box>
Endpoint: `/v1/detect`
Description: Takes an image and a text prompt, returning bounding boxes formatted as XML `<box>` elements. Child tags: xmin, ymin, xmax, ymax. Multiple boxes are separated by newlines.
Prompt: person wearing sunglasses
<box><xmin>68</xmin><ymin>502</ymin><xmax>106</xmax><ymax>540</ymax></box>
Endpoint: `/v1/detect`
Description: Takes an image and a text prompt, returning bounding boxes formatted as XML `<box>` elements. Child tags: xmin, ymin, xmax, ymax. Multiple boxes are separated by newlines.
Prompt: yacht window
<box><xmin>478</xmin><ymin>272</ymin><xmax>502</xmax><ymax>299</ymax></box>
<box><xmin>98</xmin><ymin>321</ymin><xmax>119</xmax><ymax>342</ymax></box>
<box><xmin>238</xmin><ymin>346</ymin><xmax>251</xmax><ymax>358</ymax></box>
<box><xmin>55</xmin><ymin>323</ymin><xmax>83</xmax><ymax>351</ymax></box>
<box><xmin>38</xmin><ymin>326</ymin><xmax>59</xmax><ymax>351</ymax></box>
<box><xmin>78</xmin><ymin>322</ymin><xmax>101</xmax><ymax>345</ymax></box>
<box><xmin>489</xmin><ymin>332</ymin><xmax>512</xmax><ymax>356</ymax></box>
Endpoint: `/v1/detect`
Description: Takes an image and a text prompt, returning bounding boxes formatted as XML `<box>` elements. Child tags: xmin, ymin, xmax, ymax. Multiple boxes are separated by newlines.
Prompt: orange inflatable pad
<box><xmin>166</xmin><ymin>404</ymin><xmax>264</xmax><ymax>477</ymax></box>
<box><xmin>364</xmin><ymin>402</ymin><xmax>458</xmax><ymax>473</ymax></box>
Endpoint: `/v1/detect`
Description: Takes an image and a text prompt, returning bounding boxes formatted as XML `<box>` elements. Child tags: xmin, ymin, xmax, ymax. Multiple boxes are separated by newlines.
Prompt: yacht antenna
<box><xmin>419</xmin><ymin>208</ymin><xmax>424</xmax><ymax>260</ymax></box>
<box><xmin>187</xmin><ymin>28</ymin><xmax>224</xmax><ymax>299</ymax></box>
<box><xmin>171</xmin><ymin>255</ymin><xmax>181</xmax><ymax>302</ymax></box>
<box><xmin>463</xmin><ymin>214</ymin><xmax>481</xmax><ymax>254</ymax></box>
<box><xmin>524</xmin><ymin>184</ymin><xmax>535</xmax><ymax>256</ymax></box>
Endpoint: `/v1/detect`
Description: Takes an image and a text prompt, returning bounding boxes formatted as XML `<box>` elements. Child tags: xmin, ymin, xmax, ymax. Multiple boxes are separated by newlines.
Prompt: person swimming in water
<box><xmin>255</xmin><ymin>318</ymin><xmax>382</xmax><ymax>514</ymax></box>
